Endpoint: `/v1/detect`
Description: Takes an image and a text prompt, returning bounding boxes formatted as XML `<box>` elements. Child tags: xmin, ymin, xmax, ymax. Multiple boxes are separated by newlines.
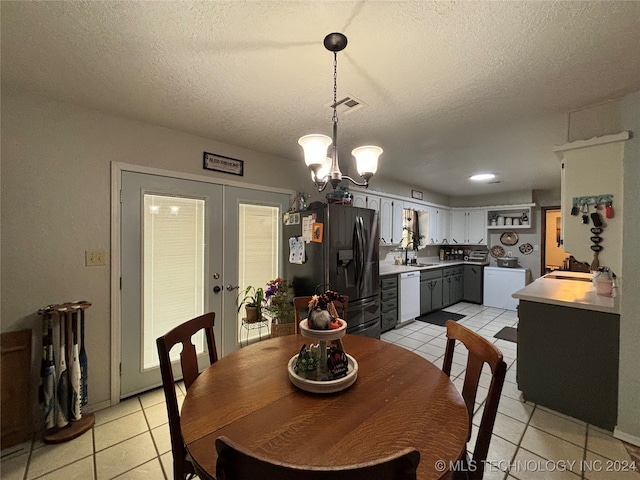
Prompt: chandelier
<box><xmin>298</xmin><ymin>33</ymin><xmax>382</xmax><ymax>192</ymax></box>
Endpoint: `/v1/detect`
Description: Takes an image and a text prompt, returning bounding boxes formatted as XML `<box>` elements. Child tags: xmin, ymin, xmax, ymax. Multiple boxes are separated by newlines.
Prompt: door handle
<box><xmin>227</xmin><ymin>285</ymin><xmax>239</xmax><ymax>291</ymax></box>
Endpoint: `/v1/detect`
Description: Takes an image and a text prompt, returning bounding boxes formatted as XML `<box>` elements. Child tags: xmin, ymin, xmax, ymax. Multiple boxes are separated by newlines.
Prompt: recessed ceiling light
<box><xmin>469</xmin><ymin>173</ymin><xmax>496</xmax><ymax>181</ymax></box>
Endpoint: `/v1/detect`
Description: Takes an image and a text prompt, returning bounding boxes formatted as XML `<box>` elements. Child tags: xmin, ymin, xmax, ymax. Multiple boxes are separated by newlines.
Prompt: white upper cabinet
<box><xmin>379</xmin><ymin>197</ymin><xmax>393</xmax><ymax>244</ymax></box>
<box><xmin>391</xmin><ymin>200</ymin><xmax>405</xmax><ymax>244</ymax></box>
<box><xmin>351</xmin><ymin>192</ymin><xmax>367</xmax><ymax>208</ymax></box>
<box><xmin>352</xmin><ymin>192</ymin><xmax>380</xmax><ymax>211</ymax></box>
<box><xmin>365</xmin><ymin>194</ymin><xmax>381</xmax><ymax>212</ymax></box>
<box><xmin>468</xmin><ymin>210</ymin><xmax>486</xmax><ymax>244</ymax></box>
<box><xmin>427</xmin><ymin>207</ymin><xmax>450</xmax><ymax>244</ymax></box>
<box><xmin>450</xmin><ymin>209</ymin><xmax>486</xmax><ymax>245</ymax></box>
<box><xmin>450</xmin><ymin>210</ymin><xmax>466</xmax><ymax>244</ymax></box>
<box><xmin>378</xmin><ymin>197</ymin><xmax>406</xmax><ymax>245</ymax></box>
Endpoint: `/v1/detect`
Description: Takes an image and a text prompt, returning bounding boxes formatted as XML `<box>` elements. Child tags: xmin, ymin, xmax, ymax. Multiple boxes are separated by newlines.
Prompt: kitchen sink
<box><xmin>402</xmin><ymin>263</ymin><xmax>438</xmax><ymax>267</ymax></box>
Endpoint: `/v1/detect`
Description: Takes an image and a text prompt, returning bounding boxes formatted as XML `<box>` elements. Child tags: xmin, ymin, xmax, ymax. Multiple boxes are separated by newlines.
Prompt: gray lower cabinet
<box><xmin>380</xmin><ymin>275</ymin><xmax>398</xmax><ymax>332</ymax></box>
<box><xmin>463</xmin><ymin>264</ymin><xmax>483</xmax><ymax>304</ymax></box>
<box><xmin>420</xmin><ymin>270</ymin><xmax>443</xmax><ymax>315</ymax></box>
<box><xmin>442</xmin><ymin>267</ymin><xmax>463</xmax><ymax>307</ymax></box>
<box><xmin>517</xmin><ymin>300</ymin><xmax>619</xmax><ymax>430</ymax></box>
<box><xmin>452</xmin><ymin>272</ymin><xmax>463</xmax><ymax>304</ymax></box>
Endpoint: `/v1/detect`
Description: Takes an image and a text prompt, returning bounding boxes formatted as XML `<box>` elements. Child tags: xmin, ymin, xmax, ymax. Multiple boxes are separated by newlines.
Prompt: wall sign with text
<box><xmin>203</xmin><ymin>152</ymin><xmax>244</xmax><ymax>176</ymax></box>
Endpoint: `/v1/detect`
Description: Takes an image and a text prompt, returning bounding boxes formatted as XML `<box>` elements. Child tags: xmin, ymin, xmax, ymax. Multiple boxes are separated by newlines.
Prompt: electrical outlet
<box><xmin>86</xmin><ymin>249</ymin><xmax>107</xmax><ymax>266</ymax></box>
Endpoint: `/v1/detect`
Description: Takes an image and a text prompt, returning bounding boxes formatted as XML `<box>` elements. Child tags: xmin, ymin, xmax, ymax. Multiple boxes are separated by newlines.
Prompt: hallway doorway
<box><xmin>541</xmin><ymin>207</ymin><xmax>569</xmax><ymax>273</ymax></box>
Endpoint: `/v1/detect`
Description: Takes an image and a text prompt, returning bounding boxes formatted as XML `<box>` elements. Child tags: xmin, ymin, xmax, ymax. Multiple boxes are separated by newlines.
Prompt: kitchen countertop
<box><xmin>511</xmin><ymin>271</ymin><xmax>619</xmax><ymax>314</ymax></box>
<box><xmin>380</xmin><ymin>260</ymin><xmax>488</xmax><ymax>276</ymax></box>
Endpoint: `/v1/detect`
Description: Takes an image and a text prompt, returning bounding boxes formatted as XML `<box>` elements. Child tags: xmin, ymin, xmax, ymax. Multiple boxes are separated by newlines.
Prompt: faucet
<box><xmin>403</xmin><ymin>242</ymin><xmax>417</xmax><ymax>265</ymax></box>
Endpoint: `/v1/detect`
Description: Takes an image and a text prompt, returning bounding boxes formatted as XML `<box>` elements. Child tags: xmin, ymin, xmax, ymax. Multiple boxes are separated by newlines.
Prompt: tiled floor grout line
<box><xmin>505</xmin><ymin>403</ymin><xmax>538</xmax><ymax>480</ymax></box>
<box><xmin>22</xmin><ymin>435</ymin><xmax>34</xmax><ymax>480</ymax></box>
<box><xmin>92</xmin><ymin>426</ymin><xmax>98</xmax><ymax>480</ymax></box>
<box><xmin>143</xmin><ymin>395</ymin><xmax>170</xmax><ymax>480</ymax></box>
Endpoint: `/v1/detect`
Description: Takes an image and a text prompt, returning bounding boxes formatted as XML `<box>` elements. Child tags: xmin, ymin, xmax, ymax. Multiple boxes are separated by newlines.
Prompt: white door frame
<box><xmin>110</xmin><ymin>161</ymin><xmax>294</xmax><ymax>405</ymax></box>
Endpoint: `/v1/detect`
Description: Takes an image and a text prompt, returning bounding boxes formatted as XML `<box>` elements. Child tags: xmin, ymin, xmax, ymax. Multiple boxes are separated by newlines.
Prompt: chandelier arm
<box><xmin>342</xmin><ymin>176</ymin><xmax>369</xmax><ymax>188</ymax></box>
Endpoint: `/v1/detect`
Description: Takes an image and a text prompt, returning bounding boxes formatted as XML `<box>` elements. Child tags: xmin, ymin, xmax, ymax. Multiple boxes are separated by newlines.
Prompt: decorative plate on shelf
<box><xmin>519</xmin><ymin>243</ymin><xmax>534</xmax><ymax>255</ymax></box>
<box><xmin>490</xmin><ymin>245</ymin><xmax>505</xmax><ymax>258</ymax></box>
<box><xmin>500</xmin><ymin>231</ymin><xmax>519</xmax><ymax>246</ymax></box>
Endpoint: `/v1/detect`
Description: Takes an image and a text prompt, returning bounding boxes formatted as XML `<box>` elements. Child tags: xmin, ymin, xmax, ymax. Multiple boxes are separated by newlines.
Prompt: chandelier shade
<box><xmin>298</xmin><ymin>134</ymin><xmax>332</xmax><ymax>169</ymax></box>
<box><xmin>298</xmin><ymin>33</ymin><xmax>381</xmax><ymax>192</ymax></box>
<box><xmin>352</xmin><ymin>146</ymin><xmax>382</xmax><ymax>178</ymax></box>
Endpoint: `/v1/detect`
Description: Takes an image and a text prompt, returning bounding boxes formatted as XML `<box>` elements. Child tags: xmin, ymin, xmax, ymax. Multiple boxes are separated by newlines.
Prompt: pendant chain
<box><xmin>332</xmin><ymin>51</ymin><xmax>338</xmax><ymax>126</ymax></box>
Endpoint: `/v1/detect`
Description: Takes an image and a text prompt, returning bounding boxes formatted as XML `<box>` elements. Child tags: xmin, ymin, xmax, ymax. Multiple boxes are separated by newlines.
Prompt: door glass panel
<box><xmin>143</xmin><ymin>194</ymin><xmax>205</xmax><ymax>369</ymax></box>
<box><xmin>237</xmin><ymin>203</ymin><xmax>280</xmax><ymax>343</ymax></box>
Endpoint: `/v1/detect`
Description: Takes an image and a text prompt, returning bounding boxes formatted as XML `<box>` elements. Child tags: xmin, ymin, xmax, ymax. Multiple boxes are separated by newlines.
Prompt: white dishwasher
<box><xmin>399</xmin><ymin>271</ymin><xmax>420</xmax><ymax>326</ymax></box>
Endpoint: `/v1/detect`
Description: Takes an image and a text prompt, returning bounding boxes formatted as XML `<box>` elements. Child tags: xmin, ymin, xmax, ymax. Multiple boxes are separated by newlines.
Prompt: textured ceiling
<box><xmin>2</xmin><ymin>1</ymin><xmax>640</xmax><ymax>197</ymax></box>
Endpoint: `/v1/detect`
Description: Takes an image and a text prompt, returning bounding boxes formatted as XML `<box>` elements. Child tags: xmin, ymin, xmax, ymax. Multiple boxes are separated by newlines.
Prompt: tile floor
<box><xmin>2</xmin><ymin>302</ymin><xmax>638</xmax><ymax>480</ymax></box>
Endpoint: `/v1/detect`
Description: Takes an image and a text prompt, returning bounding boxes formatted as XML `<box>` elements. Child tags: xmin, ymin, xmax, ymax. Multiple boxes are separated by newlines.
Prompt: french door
<box><xmin>119</xmin><ymin>170</ymin><xmax>290</xmax><ymax>398</ymax></box>
<box><xmin>120</xmin><ymin>171</ymin><xmax>223</xmax><ymax>397</ymax></box>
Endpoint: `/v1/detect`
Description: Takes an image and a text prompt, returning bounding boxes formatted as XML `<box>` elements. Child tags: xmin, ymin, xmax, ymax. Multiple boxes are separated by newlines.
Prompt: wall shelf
<box><xmin>486</xmin><ymin>204</ymin><xmax>534</xmax><ymax>230</ymax></box>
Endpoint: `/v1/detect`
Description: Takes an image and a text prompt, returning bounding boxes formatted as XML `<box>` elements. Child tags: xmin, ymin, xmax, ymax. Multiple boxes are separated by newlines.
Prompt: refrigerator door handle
<box><xmin>353</xmin><ymin>217</ymin><xmax>361</xmax><ymax>291</ymax></box>
<box><xmin>356</xmin><ymin>215</ymin><xmax>366</xmax><ymax>294</ymax></box>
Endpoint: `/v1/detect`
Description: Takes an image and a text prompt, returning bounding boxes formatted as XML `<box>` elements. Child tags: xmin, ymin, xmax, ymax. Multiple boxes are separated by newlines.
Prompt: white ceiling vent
<box><xmin>326</xmin><ymin>95</ymin><xmax>367</xmax><ymax>115</ymax></box>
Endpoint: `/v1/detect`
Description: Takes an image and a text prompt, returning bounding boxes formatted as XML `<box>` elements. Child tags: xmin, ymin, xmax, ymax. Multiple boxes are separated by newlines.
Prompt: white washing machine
<box><xmin>483</xmin><ymin>267</ymin><xmax>531</xmax><ymax>310</ymax></box>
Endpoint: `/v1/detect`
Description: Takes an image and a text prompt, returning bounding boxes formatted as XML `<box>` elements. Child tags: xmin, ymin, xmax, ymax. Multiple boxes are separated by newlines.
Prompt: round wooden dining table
<box><xmin>180</xmin><ymin>334</ymin><xmax>469</xmax><ymax>480</ymax></box>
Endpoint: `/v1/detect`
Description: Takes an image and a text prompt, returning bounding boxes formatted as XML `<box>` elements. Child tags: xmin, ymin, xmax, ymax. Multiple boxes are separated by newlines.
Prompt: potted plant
<box><xmin>265</xmin><ymin>277</ymin><xmax>295</xmax><ymax>337</ymax></box>
<box><xmin>237</xmin><ymin>285</ymin><xmax>265</xmax><ymax>323</ymax></box>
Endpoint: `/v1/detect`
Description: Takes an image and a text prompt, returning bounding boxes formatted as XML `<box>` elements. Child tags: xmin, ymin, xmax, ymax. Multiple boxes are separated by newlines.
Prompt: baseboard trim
<box><xmin>84</xmin><ymin>399</ymin><xmax>112</xmax><ymax>414</ymax></box>
<box><xmin>614</xmin><ymin>427</ymin><xmax>640</xmax><ymax>447</ymax></box>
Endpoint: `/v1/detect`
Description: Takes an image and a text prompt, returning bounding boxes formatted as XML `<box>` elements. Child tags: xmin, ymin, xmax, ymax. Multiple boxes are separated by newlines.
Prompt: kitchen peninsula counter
<box><xmin>513</xmin><ymin>271</ymin><xmax>620</xmax><ymax>430</ymax></box>
<box><xmin>512</xmin><ymin>271</ymin><xmax>619</xmax><ymax>314</ymax></box>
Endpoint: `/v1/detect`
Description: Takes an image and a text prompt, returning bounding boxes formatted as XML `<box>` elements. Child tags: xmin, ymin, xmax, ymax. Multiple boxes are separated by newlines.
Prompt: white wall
<box><xmin>560</xmin><ymin>140</ymin><xmax>624</xmax><ymax>275</ymax></box>
<box><xmin>449</xmin><ymin>190</ymin><xmax>534</xmax><ymax>208</ymax></box>
<box><xmin>0</xmin><ymin>91</ymin><xmax>313</xmax><ymax>418</ymax></box>
<box><xmin>487</xmin><ymin>208</ymin><xmax>542</xmax><ymax>278</ymax></box>
<box><xmin>618</xmin><ymin>91</ymin><xmax>640</xmax><ymax>445</ymax></box>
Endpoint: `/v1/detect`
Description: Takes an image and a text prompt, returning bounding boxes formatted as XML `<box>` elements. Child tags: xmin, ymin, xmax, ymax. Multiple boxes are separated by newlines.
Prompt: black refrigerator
<box><xmin>283</xmin><ymin>203</ymin><xmax>381</xmax><ymax>338</ymax></box>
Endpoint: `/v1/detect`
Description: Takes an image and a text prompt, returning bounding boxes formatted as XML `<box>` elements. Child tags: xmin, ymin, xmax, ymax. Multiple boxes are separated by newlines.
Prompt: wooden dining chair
<box><xmin>442</xmin><ymin>320</ymin><xmax>507</xmax><ymax>480</ymax></box>
<box><xmin>210</xmin><ymin>435</ymin><xmax>420</xmax><ymax>480</ymax></box>
<box><xmin>293</xmin><ymin>295</ymin><xmax>349</xmax><ymax>333</ymax></box>
<box><xmin>156</xmin><ymin>312</ymin><xmax>218</xmax><ymax>480</ymax></box>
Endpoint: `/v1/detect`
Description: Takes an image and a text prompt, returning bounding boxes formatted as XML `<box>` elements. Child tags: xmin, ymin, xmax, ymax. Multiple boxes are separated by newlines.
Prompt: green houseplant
<box><xmin>237</xmin><ymin>286</ymin><xmax>265</xmax><ymax>323</ymax></box>
<box><xmin>265</xmin><ymin>277</ymin><xmax>295</xmax><ymax>337</ymax></box>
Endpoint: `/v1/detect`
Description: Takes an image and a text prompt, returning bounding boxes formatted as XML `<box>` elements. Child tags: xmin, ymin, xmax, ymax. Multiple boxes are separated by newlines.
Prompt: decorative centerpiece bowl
<box><xmin>287</xmin><ymin>354</ymin><xmax>358</xmax><ymax>394</ymax></box>
<box><xmin>287</xmin><ymin>296</ymin><xmax>358</xmax><ymax>394</ymax></box>
<box><xmin>299</xmin><ymin>318</ymin><xmax>346</xmax><ymax>340</ymax></box>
